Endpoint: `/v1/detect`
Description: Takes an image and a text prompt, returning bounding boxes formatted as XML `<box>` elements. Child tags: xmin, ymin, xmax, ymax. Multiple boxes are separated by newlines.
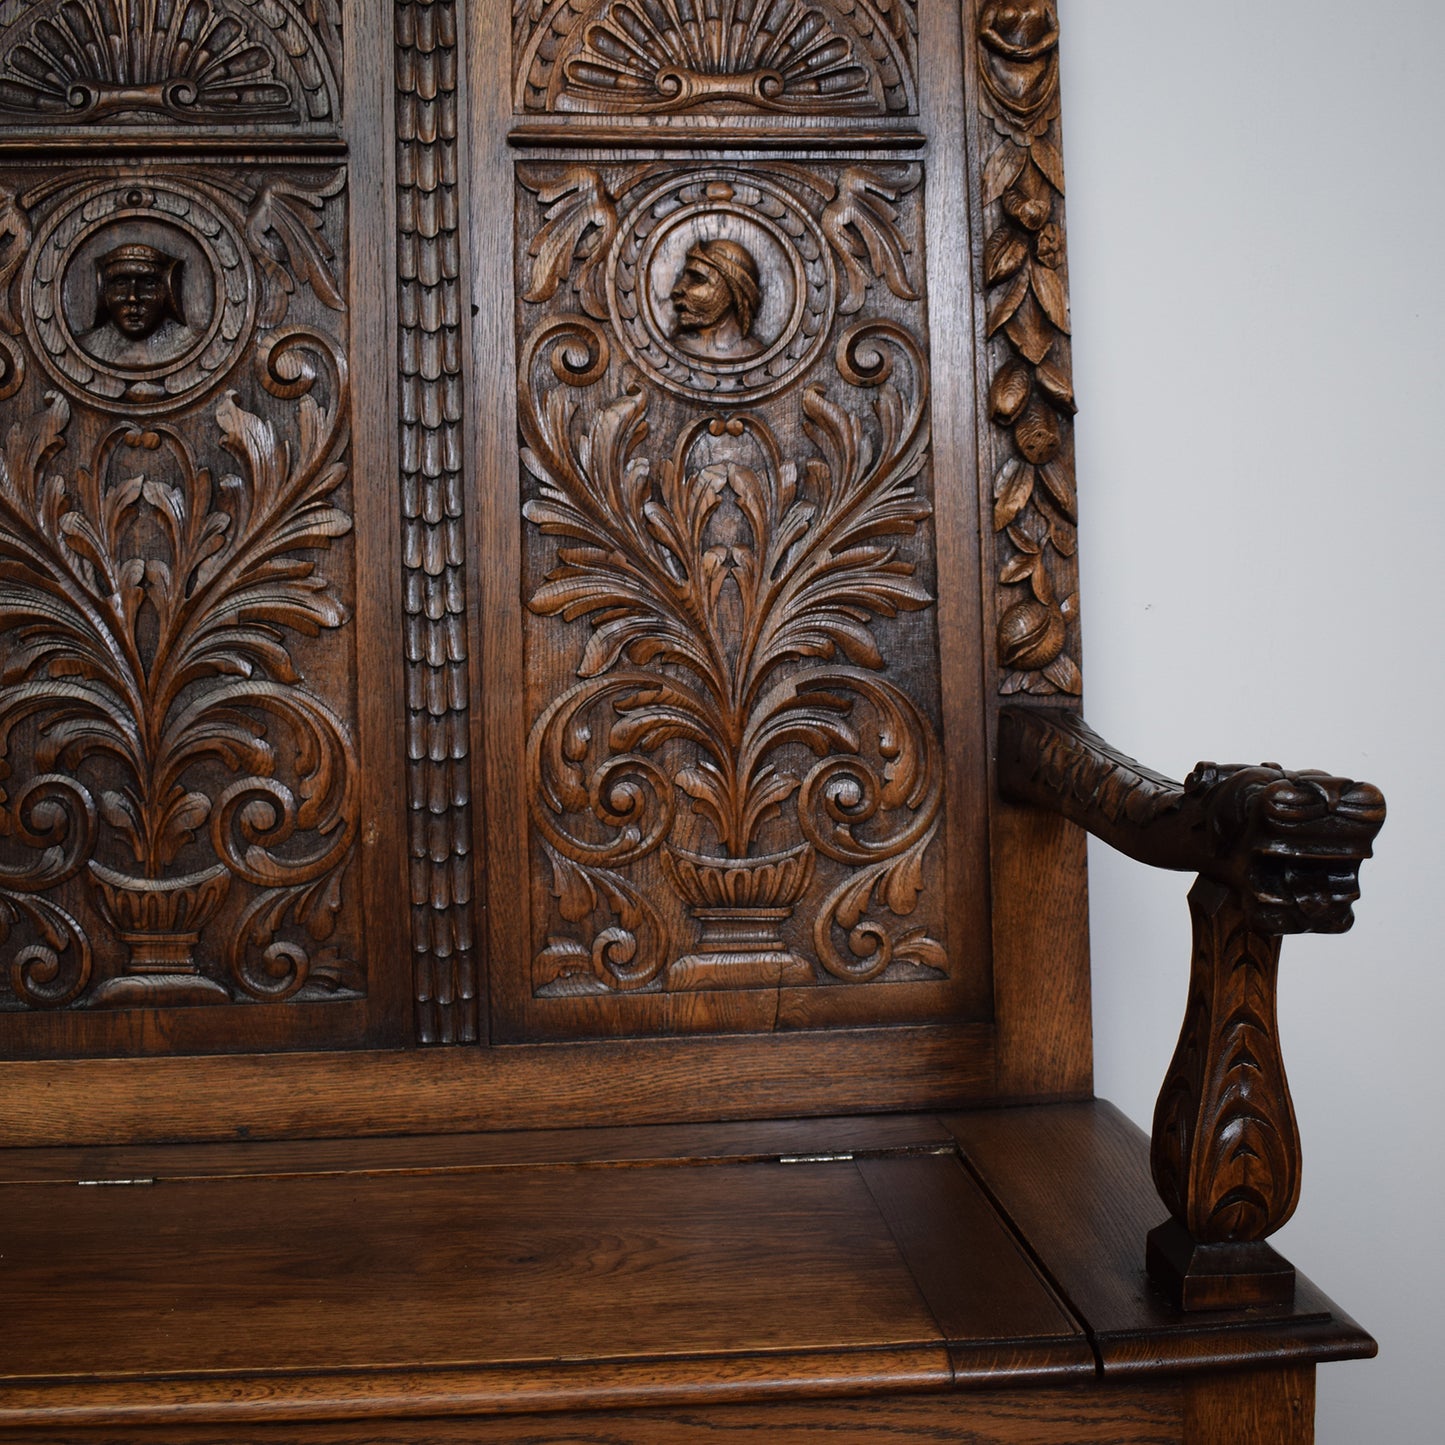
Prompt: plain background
<box><xmin>1055</xmin><ymin>2</ymin><xmax>1443</xmax><ymax>1440</ymax></box>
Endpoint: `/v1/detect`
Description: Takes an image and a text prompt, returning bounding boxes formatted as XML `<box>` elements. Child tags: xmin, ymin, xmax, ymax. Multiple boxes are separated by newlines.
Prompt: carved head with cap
<box><xmin>94</xmin><ymin>243</ymin><xmax>187</xmax><ymax>341</ymax></box>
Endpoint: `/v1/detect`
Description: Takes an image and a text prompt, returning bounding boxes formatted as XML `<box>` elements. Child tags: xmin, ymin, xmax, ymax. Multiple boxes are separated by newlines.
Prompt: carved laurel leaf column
<box><xmin>967</xmin><ymin>0</ymin><xmax>1081</xmax><ymax>698</ymax></box>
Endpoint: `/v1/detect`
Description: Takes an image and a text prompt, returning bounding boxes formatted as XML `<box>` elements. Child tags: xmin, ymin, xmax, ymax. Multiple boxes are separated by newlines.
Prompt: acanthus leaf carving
<box><xmin>0</xmin><ymin>318</ymin><xmax>360</xmax><ymax>1010</ymax></box>
<box><xmin>245</xmin><ymin>170</ymin><xmax>349</xmax><ymax>328</ymax></box>
<box><xmin>821</xmin><ymin>166</ymin><xmax>920</xmax><ymax>316</ymax></box>
<box><xmin>518</xmin><ymin>165</ymin><xmax>619</xmax><ymax>323</ymax></box>
<box><xmin>518</xmin><ymin>231</ymin><xmax>948</xmax><ymax>996</ymax></box>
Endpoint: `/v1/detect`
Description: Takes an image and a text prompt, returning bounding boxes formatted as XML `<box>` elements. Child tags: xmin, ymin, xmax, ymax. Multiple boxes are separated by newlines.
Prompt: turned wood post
<box><xmin>1147</xmin><ymin>878</ymin><xmax>1300</xmax><ymax>1309</ymax></box>
<box><xmin>998</xmin><ymin>706</ymin><xmax>1385</xmax><ymax>1311</ymax></box>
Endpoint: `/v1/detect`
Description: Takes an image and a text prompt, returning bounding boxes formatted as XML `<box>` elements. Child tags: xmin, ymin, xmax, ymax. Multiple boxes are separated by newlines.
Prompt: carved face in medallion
<box><xmin>79</xmin><ymin>241</ymin><xmax>198</xmax><ymax>368</ymax></box>
<box><xmin>669</xmin><ymin>238</ymin><xmax>763</xmax><ymax>361</ymax></box>
<box><xmin>97</xmin><ymin>245</ymin><xmax>182</xmax><ymax>338</ymax></box>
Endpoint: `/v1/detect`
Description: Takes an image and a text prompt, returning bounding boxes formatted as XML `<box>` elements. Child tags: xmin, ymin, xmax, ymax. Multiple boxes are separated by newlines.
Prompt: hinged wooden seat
<box><xmin>0</xmin><ymin>2</ymin><xmax>1381</xmax><ymax>1441</ymax></box>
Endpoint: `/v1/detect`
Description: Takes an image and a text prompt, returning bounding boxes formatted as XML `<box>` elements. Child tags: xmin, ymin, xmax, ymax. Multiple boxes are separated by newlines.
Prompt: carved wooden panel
<box><xmin>504</xmin><ymin>149</ymin><xmax>980</xmax><ymax>1039</ymax></box>
<box><xmin>0</xmin><ymin>0</ymin><xmax>342</xmax><ymax>133</ymax></box>
<box><xmin>513</xmin><ymin>0</ymin><xmax>918</xmax><ymax>116</ymax></box>
<box><xmin>0</xmin><ymin>159</ymin><xmax>360</xmax><ymax>1031</ymax></box>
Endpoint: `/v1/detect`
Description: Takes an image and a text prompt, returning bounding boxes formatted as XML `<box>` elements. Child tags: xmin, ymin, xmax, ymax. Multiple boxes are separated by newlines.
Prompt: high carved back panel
<box><xmin>0</xmin><ymin>0</ymin><xmax>1092</xmax><ymax>1141</ymax></box>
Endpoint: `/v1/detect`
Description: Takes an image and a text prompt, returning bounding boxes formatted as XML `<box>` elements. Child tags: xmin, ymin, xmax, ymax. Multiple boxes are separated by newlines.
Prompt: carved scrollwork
<box><xmin>514</xmin><ymin>0</ymin><xmax>917</xmax><ymax>116</ymax></box>
<box><xmin>0</xmin><ymin>0</ymin><xmax>341</xmax><ymax>126</ymax></box>
<box><xmin>0</xmin><ymin>774</ymin><xmax>98</xmax><ymax>1007</ymax></box>
<box><xmin>518</xmin><ymin>253</ymin><xmax>947</xmax><ymax>993</ymax></box>
<box><xmin>0</xmin><ymin>311</ymin><xmax>359</xmax><ymax>1009</ymax></box>
<box><xmin>971</xmin><ymin>0</ymin><xmax>1079</xmax><ymax>696</ymax></box>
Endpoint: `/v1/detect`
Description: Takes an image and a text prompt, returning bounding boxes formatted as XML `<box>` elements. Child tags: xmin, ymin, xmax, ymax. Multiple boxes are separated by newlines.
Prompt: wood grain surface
<box><xmin>0</xmin><ymin>1138</ymin><xmax>1093</xmax><ymax>1429</ymax></box>
<box><xmin>943</xmin><ymin>1100</ymin><xmax>1376</xmax><ymax>1377</ymax></box>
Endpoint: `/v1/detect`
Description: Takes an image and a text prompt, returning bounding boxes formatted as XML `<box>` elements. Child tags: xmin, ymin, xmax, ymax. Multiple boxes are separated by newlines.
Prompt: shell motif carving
<box><xmin>0</xmin><ymin>0</ymin><xmax>340</xmax><ymax>125</ymax></box>
<box><xmin>515</xmin><ymin>0</ymin><xmax>917</xmax><ymax>115</ymax></box>
<box><xmin>973</xmin><ymin>0</ymin><xmax>1080</xmax><ymax>696</ymax></box>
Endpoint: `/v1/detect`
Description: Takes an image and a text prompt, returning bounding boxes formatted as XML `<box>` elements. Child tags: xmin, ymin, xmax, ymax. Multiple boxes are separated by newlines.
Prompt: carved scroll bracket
<box><xmin>998</xmin><ymin>706</ymin><xmax>1386</xmax><ymax>1309</ymax></box>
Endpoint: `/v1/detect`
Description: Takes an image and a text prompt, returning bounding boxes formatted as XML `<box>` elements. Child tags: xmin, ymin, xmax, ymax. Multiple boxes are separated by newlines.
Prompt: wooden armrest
<box><xmin>996</xmin><ymin>705</ymin><xmax>1386</xmax><ymax>1312</ymax></box>
<box><xmin>997</xmin><ymin>706</ymin><xmax>1385</xmax><ymax>935</ymax></box>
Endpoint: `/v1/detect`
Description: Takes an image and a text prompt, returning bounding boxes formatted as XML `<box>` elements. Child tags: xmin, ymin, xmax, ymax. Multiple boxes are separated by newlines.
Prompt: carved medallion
<box><xmin>609</xmin><ymin>170</ymin><xmax>832</xmax><ymax>403</ymax></box>
<box><xmin>0</xmin><ymin>0</ymin><xmax>340</xmax><ymax>126</ymax></box>
<box><xmin>515</xmin><ymin>0</ymin><xmax>917</xmax><ymax>116</ymax></box>
<box><xmin>23</xmin><ymin>179</ymin><xmax>254</xmax><ymax>413</ymax></box>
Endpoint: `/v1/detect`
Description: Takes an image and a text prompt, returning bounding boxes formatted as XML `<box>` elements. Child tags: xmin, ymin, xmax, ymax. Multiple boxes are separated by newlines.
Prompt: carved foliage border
<box><xmin>971</xmin><ymin>0</ymin><xmax>1080</xmax><ymax>697</ymax></box>
<box><xmin>396</xmin><ymin>0</ymin><xmax>477</xmax><ymax>1045</ymax></box>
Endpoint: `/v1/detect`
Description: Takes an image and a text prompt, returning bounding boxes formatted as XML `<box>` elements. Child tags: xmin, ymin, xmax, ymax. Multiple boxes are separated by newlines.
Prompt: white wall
<box><xmin>1056</xmin><ymin>3</ymin><xmax>1444</xmax><ymax>1439</ymax></box>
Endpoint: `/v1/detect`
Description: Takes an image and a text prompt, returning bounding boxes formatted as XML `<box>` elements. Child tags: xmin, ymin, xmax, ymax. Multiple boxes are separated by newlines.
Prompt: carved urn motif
<box><xmin>661</xmin><ymin>842</ymin><xmax>816</xmax><ymax>989</ymax></box>
<box><xmin>87</xmin><ymin>861</ymin><xmax>233</xmax><ymax>1007</ymax></box>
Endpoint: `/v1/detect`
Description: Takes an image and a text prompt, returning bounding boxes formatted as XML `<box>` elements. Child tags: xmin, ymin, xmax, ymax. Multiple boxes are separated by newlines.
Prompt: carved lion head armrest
<box><xmin>997</xmin><ymin>704</ymin><xmax>1386</xmax><ymax>1311</ymax></box>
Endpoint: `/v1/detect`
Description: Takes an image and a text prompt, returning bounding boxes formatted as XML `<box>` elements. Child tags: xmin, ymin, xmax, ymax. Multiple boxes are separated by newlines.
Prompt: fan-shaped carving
<box><xmin>516</xmin><ymin>0</ymin><xmax>916</xmax><ymax>115</ymax></box>
<box><xmin>0</xmin><ymin>0</ymin><xmax>337</xmax><ymax>124</ymax></box>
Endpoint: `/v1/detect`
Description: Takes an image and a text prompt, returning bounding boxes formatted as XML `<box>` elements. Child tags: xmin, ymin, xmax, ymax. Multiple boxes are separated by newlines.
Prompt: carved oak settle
<box><xmin>0</xmin><ymin>2</ymin><xmax>1382</xmax><ymax>1442</ymax></box>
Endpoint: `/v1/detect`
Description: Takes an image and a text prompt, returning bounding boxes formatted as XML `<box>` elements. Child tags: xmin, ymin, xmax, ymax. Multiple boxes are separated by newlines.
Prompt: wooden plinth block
<box><xmin>1147</xmin><ymin>1218</ymin><xmax>1296</xmax><ymax>1312</ymax></box>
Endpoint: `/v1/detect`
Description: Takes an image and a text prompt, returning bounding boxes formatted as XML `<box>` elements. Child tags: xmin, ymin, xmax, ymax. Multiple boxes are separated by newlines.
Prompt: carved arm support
<box><xmin>998</xmin><ymin>706</ymin><xmax>1386</xmax><ymax>1310</ymax></box>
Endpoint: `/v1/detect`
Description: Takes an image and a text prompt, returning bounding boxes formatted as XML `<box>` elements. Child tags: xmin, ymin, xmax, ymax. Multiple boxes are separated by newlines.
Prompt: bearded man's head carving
<box><xmin>669</xmin><ymin>238</ymin><xmax>764</xmax><ymax>360</ymax></box>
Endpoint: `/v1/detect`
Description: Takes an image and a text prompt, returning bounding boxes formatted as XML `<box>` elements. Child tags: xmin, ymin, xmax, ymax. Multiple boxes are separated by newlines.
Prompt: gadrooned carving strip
<box><xmin>396</xmin><ymin>0</ymin><xmax>478</xmax><ymax>1046</ymax></box>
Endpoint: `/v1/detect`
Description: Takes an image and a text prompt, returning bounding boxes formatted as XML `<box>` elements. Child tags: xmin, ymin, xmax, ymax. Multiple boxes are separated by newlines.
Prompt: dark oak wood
<box><xmin>0</xmin><ymin>1387</ymin><xmax>1189</xmax><ymax>1445</ymax></box>
<box><xmin>944</xmin><ymin>1101</ymin><xmax>1376</xmax><ymax>1376</ymax></box>
<box><xmin>1183</xmin><ymin>1366</ymin><xmax>1315</xmax><ymax>1445</ymax></box>
<box><xmin>0</xmin><ymin>1</ymin><xmax>1380</xmax><ymax>1440</ymax></box>
<box><xmin>997</xmin><ymin>707</ymin><xmax>1385</xmax><ymax>1308</ymax></box>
